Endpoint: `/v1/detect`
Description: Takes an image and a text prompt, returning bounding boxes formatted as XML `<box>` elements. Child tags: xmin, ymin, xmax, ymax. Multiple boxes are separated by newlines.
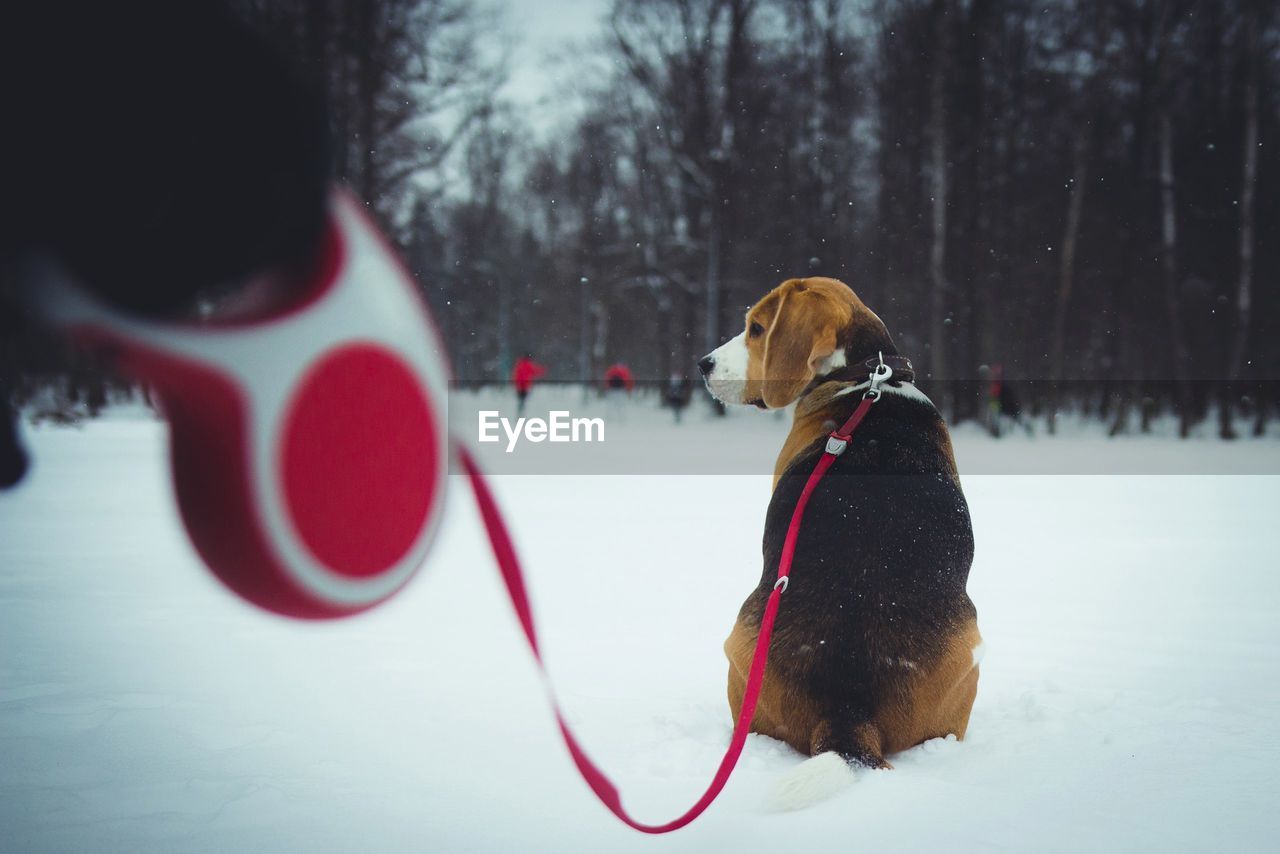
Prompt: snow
<box><xmin>770</xmin><ymin>750</ymin><xmax>857</xmax><ymax>812</ymax></box>
<box><xmin>448</xmin><ymin>385</ymin><xmax>1280</xmax><ymax>475</ymax></box>
<box><xmin>3</xmin><ymin>395</ymin><xmax>1280</xmax><ymax>852</ymax></box>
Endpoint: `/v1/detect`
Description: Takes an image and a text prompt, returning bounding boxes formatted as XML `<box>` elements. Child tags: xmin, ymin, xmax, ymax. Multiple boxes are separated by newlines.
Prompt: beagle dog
<box><xmin>698</xmin><ymin>277</ymin><xmax>981</xmax><ymax>774</ymax></box>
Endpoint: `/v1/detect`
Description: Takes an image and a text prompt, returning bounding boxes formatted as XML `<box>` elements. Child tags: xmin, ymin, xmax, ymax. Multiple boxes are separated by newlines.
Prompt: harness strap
<box><xmin>457</xmin><ymin>394</ymin><xmax>877</xmax><ymax>833</ymax></box>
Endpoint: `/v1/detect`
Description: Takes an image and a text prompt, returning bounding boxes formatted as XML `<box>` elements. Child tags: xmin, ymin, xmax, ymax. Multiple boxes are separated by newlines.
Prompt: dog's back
<box><xmin>725</xmin><ymin>384</ymin><xmax>980</xmax><ymax>769</ymax></box>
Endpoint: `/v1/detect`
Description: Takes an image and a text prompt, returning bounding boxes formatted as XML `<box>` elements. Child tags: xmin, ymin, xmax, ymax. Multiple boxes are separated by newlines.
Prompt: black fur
<box><xmin>738</xmin><ymin>388</ymin><xmax>976</xmax><ymax>752</ymax></box>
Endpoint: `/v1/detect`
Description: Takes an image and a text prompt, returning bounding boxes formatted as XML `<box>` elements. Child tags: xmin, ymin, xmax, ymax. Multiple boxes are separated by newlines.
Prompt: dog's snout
<box><xmin>697</xmin><ymin>355</ymin><xmax>715</xmax><ymax>377</ymax></box>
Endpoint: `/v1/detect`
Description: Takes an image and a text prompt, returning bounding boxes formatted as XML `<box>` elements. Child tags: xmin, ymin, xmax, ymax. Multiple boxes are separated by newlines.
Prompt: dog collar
<box><xmin>809</xmin><ymin>354</ymin><xmax>916</xmax><ymax>396</ymax></box>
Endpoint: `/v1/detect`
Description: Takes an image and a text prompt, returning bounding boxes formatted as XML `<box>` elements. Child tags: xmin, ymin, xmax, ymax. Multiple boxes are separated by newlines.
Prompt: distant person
<box><xmin>603</xmin><ymin>361</ymin><xmax>634</xmax><ymax>423</ymax></box>
<box><xmin>663</xmin><ymin>373</ymin><xmax>693</xmax><ymax>423</ymax></box>
<box><xmin>986</xmin><ymin>363</ymin><xmax>1032</xmax><ymax>437</ymax></box>
<box><xmin>604</xmin><ymin>362</ymin><xmax>634</xmax><ymax>395</ymax></box>
<box><xmin>0</xmin><ymin>379</ymin><xmax>26</xmax><ymax>488</ymax></box>
<box><xmin>511</xmin><ymin>353</ymin><xmax>546</xmax><ymax>414</ymax></box>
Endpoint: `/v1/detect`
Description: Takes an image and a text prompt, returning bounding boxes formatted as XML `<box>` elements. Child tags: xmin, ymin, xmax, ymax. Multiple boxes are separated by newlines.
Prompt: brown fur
<box><xmin>724</xmin><ymin>612</ymin><xmax>980</xmax><ymax>768</ymax></box>
<box><xmin>742</xmin><ymin>277</ymin><xmax>887</xmax><ymax>410</ymax></box>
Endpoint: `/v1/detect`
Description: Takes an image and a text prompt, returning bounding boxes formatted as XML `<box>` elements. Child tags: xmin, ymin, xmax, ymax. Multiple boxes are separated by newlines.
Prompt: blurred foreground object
<box><xmin>24</xmin><ymin>191</ymin><xmax>450</xmax><ymax>618</ymax></box>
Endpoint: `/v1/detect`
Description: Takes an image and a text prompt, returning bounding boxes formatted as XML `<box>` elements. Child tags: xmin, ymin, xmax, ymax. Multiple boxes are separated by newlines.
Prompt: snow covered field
<box><xmin>3</xmin><ymin>397</ymin><xmax>1280</xmax><ymax>853</ymax></box>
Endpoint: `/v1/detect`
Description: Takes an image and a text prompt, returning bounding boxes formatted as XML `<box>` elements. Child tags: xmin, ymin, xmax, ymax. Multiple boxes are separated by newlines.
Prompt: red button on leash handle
<box><xmin>27</xmin><ymin>189</ymin><xmax>451</xmax><ymax>618</ymax></box>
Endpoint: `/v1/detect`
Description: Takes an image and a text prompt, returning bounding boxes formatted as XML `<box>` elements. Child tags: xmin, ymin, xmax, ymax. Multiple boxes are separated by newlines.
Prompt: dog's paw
<box><xmin>769</xmin><ymin>751</ymin><xmax>857</xmax><ymax>812</ymax></box>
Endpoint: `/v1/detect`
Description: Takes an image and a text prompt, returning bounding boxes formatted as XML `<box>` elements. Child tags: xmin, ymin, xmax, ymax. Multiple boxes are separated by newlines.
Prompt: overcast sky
<box><xmin>499</xmin><ymin>0</ymin><xmax>611</xmax><ymax>130</ymax></box>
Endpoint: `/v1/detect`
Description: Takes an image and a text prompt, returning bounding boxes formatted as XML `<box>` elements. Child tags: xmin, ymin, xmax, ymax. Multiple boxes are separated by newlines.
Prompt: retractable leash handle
<box><xmin>26</xmin><ymin>189</ymin><xmax>451</xmax><ymax>618</ymax></box>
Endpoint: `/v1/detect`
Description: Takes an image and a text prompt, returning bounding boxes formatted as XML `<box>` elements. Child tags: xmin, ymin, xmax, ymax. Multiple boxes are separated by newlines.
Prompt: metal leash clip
<box><xmin>864</xmin><ymin>351</ymin><xmax>893</xmax><ymax>400</ymax></box>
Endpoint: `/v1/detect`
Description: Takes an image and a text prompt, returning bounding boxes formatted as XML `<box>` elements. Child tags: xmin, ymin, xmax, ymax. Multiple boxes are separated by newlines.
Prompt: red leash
<box><xmin>460</xmin><ymin>393</ymin><xmax>878</xmax><ymax>833</ymax></box>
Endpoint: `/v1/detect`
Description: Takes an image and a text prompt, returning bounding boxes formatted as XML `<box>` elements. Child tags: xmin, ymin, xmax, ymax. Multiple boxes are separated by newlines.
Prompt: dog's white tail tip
<box><xmin>769</xmin><ymin>751</ymin><xmax>857</xmax><ymax>812</ymax></box>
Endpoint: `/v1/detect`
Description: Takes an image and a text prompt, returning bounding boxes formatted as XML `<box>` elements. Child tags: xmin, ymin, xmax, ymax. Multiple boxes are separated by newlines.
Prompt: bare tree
<box><xmin>1049</xmin><ymin>130</ymin><xmax>1090</xmax><ymax>434</ymax></box>
<box><xmin>240</xmin><ymin>0</ymin><xmax>504</xmax><ymax>227</ymax></box>
<box><xmin>611</xmin><ymin>0</ymin><xmax>760</xmax><ymax>360</ymax></box>
<box><xmin>1221</xmin><ymin>0</ymin><xmax>1263</xmax><ymax>438</ymax></box>
<box><xmin>927</xmin><ymin>0</ymin><xmax>951</xmax><ymax>395</ymax></box>
<box><xmin>1158</xmin><ymin>111</ymin><xmax>1193</xmax><ymax>436</ymax></box>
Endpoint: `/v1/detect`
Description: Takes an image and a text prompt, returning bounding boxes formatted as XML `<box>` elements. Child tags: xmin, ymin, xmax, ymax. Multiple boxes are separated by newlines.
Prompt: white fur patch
<box><xmin>887</xmin><ymin>381</ymin><xmax>934</xmax><ymax>406</ymax></box>
<box><xmin>769</xmin><ymin>751</ymin><xmax>857</xmax><ymax>812</ymax></box>
<box><xmin>972</xmin><ymin>640</ymin><xmax>987</xmax><ymax>667</ymax></box>
<box><xmin>815</xmin><ymin>349</ymin><xmax>847</xmax><ymax>374</ymax></box>
<box><xmin>702</xmin><ymin>331</ymin><xmax>750</xmax><ymax>404</ymax></box>
<box><xmin>833</xmin><ymin>380</ymin><xmax>935</xmax><ymax>408</ymax></box>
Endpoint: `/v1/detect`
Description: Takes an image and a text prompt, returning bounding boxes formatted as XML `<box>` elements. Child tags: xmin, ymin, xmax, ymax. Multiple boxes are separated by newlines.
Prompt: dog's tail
<box><xmin>769</xmin><ymin>751</ymin><xmax>859</xmax><ymax>811</ymax></box>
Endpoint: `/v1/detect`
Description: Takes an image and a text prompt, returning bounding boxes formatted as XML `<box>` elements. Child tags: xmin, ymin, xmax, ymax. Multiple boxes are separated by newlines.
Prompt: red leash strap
<box><xmin>458</xmin><ymin>394</ymin><xmax>876</xmax><ymax>833</ymax></box>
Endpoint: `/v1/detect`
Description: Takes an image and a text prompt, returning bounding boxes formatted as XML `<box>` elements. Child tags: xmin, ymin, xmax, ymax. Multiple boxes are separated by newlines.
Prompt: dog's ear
<box><xmin>761</xmin><ymin>286</ymin><xmax>841</xmax><ymax>409</ymax></box>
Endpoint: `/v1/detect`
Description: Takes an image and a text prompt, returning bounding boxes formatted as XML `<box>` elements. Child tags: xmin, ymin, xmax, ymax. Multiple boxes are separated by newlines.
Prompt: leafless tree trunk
<box><xmin>1049</xmin><ymin>130</ymin><xmax>1089</xmax><ymax>434</ymax></box>
<box><xmin>591</xmin><ymin>299</ymin><xmax>609</xmax><ymax>383</ymax></box>
<box><xmin>1158</xmin><ymin>111</ymin><xmax>1191</xmax><ymax>437</ymax></box>
<box><xmin>704</xmin><ymin>0</ymin><xmax>753</xmax><ymax>359</ymax></box>
<box><xmin>1233</xmin><ymin>90</ymin><xmax>1257</xmax><ymax>371</ymax></box>
<box><xmin>578</xmin><ymin>275</ymin><xmax>592</xmax><ymax>387</ymax></box>
<box><xmin>351</xmin><ymin>0</ymin><xmax>378</xmax><ymax>202</ymax></box>
<box><xmin>612</xmin><ymin>0</ymin><xmax>756</xmax><ymax>373</ymax></box>
<box><xmin>928</xmin><ymin>0</ymin><xmax>950</xmax><ymax>402</ymax></box>
<box><xmin>1221</xmin><ymin>2</ymin><xmax>1260</xmax><ymax>439</ymax></box>
<box><xmin>703</xmin><ymin>205</ymin><xmax>723</xmax><ymax>356</ymax></box>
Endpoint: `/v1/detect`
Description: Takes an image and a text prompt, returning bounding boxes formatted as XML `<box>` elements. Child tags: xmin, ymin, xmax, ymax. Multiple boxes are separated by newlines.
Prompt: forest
<box><xmin>9</xmin><ymin>0</ymin><xmax>1280</xmax><ymax>436</ymax></box>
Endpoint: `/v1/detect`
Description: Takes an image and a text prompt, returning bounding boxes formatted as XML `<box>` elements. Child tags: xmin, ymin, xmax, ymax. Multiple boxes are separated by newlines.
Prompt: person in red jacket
<box><xmin>603</xmin><ymin>362</ymin><xmax>634</xmax><ymax>393</ymax></box>
<box><xmin>511</xmin><ymin>353</ymin><xmax>546</xmax><ymax>414</ymax></box>
<box><xmin>603</xmin><ymin>362</ymin><xmax>634</xmax><ymax>423</ymax></box>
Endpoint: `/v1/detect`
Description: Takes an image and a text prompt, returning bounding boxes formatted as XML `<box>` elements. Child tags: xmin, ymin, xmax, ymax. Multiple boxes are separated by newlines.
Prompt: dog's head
<box><xmin>698</xmin><ymin>277</ymin><xmax>895</xmax><ymax>409</ymax></box>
